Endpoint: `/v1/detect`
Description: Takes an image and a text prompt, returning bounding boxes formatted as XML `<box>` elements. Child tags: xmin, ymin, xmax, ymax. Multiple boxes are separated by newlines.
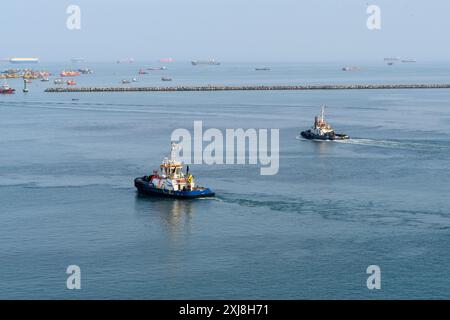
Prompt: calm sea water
<box><xmin>1</xmin><ymin>62</ymin><xmax>450</xmax><ymax>299</ymax></box>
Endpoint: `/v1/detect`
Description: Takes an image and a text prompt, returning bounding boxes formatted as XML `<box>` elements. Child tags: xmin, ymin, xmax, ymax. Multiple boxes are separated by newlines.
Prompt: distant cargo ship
<box><xmin>342</xmin><ymin>66</ymin><xmax>361</xmax><ymax>72</ymax></box>
<box><xmin>77</xmin><ymin>68</ymin><xmax>94</xmax><ymax>74</ymax></box>
<box><xmin>9</xmin><ymin>57</ymin><xmax>39</xmax><ymax>64</ymax></box>
<box><xmin>401</xmin><ymin>59</ymin><xmax>417</xmax><ymax>63</ymax></box>
<box><xmin>191</xmin><ymin>59</ymin><xmax>220</xmax><ymax>66</ymax></box>
<box><xmin>117</xmin><ymin>58</ymin><xmax>134</xmax><ymax>64</ymax></box>
<box><xmin>148</xmin><ymin>66</ymin><xmax>167</xmax><ymax>71</ymax></box>
<box><xmin>71</xmin><ymin>58</ymin><xmax>86</xmax><ymax>64</ymax></box>
<box><xmin>384</xmin><ymin>57</ymin><xmax>400</xmax><ymax>61</ymax></box>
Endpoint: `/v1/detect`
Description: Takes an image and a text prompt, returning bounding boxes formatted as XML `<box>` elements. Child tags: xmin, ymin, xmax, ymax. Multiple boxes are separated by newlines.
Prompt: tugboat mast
<box><xmin>170</xmin><ymin>142</ymin><xmax>179</xmax><ymax>161</ymax></box>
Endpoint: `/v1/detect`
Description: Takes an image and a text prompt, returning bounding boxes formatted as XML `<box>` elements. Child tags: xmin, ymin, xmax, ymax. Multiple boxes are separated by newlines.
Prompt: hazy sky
<box><xmin>3</xmin><ymin>0</ymin><xmax>450</xmax><ymax>62</ymax></box>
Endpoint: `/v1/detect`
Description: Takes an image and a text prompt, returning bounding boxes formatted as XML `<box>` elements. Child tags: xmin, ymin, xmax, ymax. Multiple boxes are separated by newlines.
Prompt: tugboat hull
<box><xmin>134</xmin><ymin>177</ymin><xmax>215</xmax><ymax>199</ymax></box>
<box><xmin>301</xmin><ymin>130</ymin><xmax>349</xmax><ymax>141</ymax></box>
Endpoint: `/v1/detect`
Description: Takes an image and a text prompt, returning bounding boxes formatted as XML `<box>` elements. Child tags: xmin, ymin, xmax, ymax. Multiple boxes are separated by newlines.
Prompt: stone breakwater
<box><xmin>45</xmin><ymin>84</ymin><xmax>450</xmax><ymax>93</ymax></box>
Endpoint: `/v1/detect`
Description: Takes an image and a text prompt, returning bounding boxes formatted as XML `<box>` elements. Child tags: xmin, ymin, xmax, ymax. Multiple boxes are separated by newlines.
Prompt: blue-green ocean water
<box><xmin>1</xmin><ymin>62</ymin><xmax>450</xmax><ymax>299</ymax></box>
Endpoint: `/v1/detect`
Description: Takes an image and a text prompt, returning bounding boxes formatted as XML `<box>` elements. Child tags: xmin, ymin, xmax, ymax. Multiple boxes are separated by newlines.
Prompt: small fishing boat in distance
<box><xmin>134</xmin><ymin>142</ymin><xmax>215</xmax><ymax>199</ymax></box>
<box><xmin>300</xmin><ymin>106</ymin><xmax>349</xmax><ymax>141</ymax></box>
<box><xmin>161</xmin><ymin>76</ymin><xmax>172</xmax><ymax>81</ymax></box>
<box><xmin>0</xmin><ymin>82</ymin><xmax>15</xmax><ymax>94</ymax></box>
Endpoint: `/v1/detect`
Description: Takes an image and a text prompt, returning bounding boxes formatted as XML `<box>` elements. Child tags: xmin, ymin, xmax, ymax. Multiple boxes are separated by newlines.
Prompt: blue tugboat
<box><xmin>134</xmin><ymin>142</ymin><xmax>215</xmax><ymax>199</ymax></box>
<box><xmin>300</xmin><ymin>106</ymin><xmax>349</xmax><ymax>141</ymax></box>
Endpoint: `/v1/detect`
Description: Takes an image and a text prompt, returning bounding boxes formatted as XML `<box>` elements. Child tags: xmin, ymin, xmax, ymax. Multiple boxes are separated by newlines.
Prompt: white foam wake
<box><xmin>335</xmin><ymin>138</ymin><xmax>445</xmax><ymax>151</ymax></box>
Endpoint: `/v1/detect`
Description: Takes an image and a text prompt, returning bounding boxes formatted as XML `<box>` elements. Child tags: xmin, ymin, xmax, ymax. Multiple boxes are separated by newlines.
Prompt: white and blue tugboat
<box><xmin>300</xmin><ymin>106</ymin><xmax>349</xmax><ymax>141</ymax></box>
<box><xmin>134</xmin><ymin>142</ymin><xmax>215</xmax><ymax>199</ymax></box>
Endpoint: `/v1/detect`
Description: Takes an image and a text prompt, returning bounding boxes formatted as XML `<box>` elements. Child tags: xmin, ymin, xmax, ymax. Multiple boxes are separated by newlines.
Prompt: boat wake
<box><xmin>0</xmin><ymin>100</ymin><xmax>261</xmax><ymax>119</ymax></box>
<box><xmin>335</xmin><ymin>138</ymin><xmax>447</xmax><ymax>151</ymax></box>
<box><xmin>219</xmin><ymin>192</ymin><xmax>450</xmax><ymax>230</ymax></box>
<box><xmin>296</xmin><ymin>135</ymin><xmax>448</xmax><ymax>151</ymax></box>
